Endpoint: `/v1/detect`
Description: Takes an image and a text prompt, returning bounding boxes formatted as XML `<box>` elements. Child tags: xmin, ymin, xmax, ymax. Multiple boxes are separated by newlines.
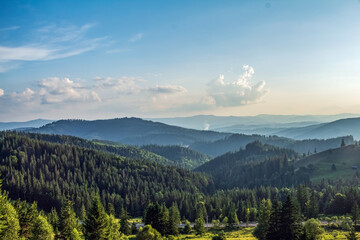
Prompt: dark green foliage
<box><xmin>84</xmin><ymin>196</ymin><xmax>108</xmax><ymax>240</ymax></box>
<box><xmin>168</xmin><ymin>203</ymin><xmax>180</xmax><ymax>236</ymax></box>
<box><xmin>346</xmin><ymin>226</ymin><xmax>358</xmax><ymax>240</ymax></box>
<box><xmin>190</xmin><ymin>133</ymin><xmax>353</xmax><ymax>156</ymax></box>
<box><xmin>279</xmin><ymin>196</ymin><xmax>303</xmax><ymax>240</ymax></box>
<box><xmin>119</xmin><ymin>208</ymin><xmax>130</xmax><ymax>235</ymax></box>
<box><xmin>212</xmin><ymin>231</ymin><xmax>226</xmax><ymax>240</ymax></box>
<box><xmin>265</xmin><ymin>198</ymin><xmax>282</xmax><ymax>240</ymax></box>
<box><xmin>196</xmin><ymin>142</ymin><xmax>307</xmax><ymax>189</ymax></box>
<box><xmin>194</xmin><ymin>217</ymin><xmax>205</xmax><ymax>236</ymax></box>
<box><xmin>131</xmin><ymin>222</ymin><xmax>137</xmax><ymax>234</ymax></box>
<box><xmin>0</xmin><ymin>132</ymin><xmax>214</xmax><ymax>218</ymax></box>
<box><xmin>352</xmin><ymin>203</ymin><xmax>360</xmax><ymax>225</ymax></box>
<box><xmin>13</xmin><ymin>200</ymin><xmax>38</xmax><ymax>239</ymax></box>
<box><xmin>182</xmin><ymin>220</ymin><xmax>192</xmax><ymax>234</ymax></box>
<box><xmin>253</xmin><ymin>199</ymin><xmax>272</xmax><ymax>240</ymax></box>
<box><xmin>58</xmin><ymin>197</ymin><xmax>80</xmax><ymax>239</ymax></box>
<box><xmin>142</xmin><ymin>144</ymin><xmax>210</xmax><ymax>169</ymax></box>
<box><xmin>47</xmin><ymin>208</ymin><xmax>59</xmax><ymax>234</ymax></box>
<box><xmin>227</xmin><ymin>204</ymin><xmax>239</xmax><ymax>228</ymax></box>
<box><xmin>31</xmin><ymin>215</ymin><xmax>54</xmax><ymax>240</ymax></box>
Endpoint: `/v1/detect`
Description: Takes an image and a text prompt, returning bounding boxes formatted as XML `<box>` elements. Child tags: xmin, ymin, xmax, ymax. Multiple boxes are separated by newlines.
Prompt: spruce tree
<box><xmin>84</xmin><ymin>196</ymin><xmax>109</xmax><ymax>240</ymax></box>
<box><xmin>194</xmin><ymin>217</ymin><xmax>205</xmax><ymax>236</ymax></box>
<box><xmin>168</xmin><ymin>203</ymin><xmax>180</xmax><ymax>236</ymax></box>
<box><xmin>265</xmin><ymin>198</ymin><xmax>282</xmax><ymax>240</ymax></box>
<box><xmin>59</xmin><ymin>197</ymin><xmax>80</xmax><ymax>240</ymax></box>
<box><xmin>280</xmin><ymin>195</ymin><xmax>303</xmax><ymax>240</ymax></box>
<box><xmin>253</xmin><ymin>199</ymin><xmax>272</xmax><ymax>240</ymax></box>
<box><xmin>119</xmin><ymin>208</ymin><xmax>130</xmax><ymax>235</ymax></box>
<box><xmin>158</xmin><ymin>203</ymin><xmax>169</xmax><ymax>235</ymax></box>
<box><xmin>107</xmin><ymin>214</ymin><xmax>122</xmax><ymax>240</ymax></box>
<box><xmin>31</xmin><ymin>215</ymin><xmax>54</xmax><ymax>240</ymax></box>
<box><xmin>227</xmin><ymin>204</ymin><xmax>239</xmax><ymax>228</ymax></box>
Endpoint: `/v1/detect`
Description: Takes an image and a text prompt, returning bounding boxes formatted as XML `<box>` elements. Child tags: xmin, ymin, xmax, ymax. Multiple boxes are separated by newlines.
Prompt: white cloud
<box><xmin>147</xmin><ymin>85</ymin><xmax>187</xmax><ymax>94</ymax></box>
<box><xmin>129</xmin><ymin>33</ymin><xmax>143</xmax><ymax>42</ymax></box>
<box><xmin>38</xmin><ymin>77</ymin><xmax>101</xmax><ymax>104</ymax></box>
<box><xmin>0</xmin><ymin>89</ymin><xmax>4</xmax><ymax>97</ymax></box>
<box><xmin>0</xmin><ymin>23</ymin><xmax>105</xmax><ymax>72</ymax></box>
<box><xmin>207</xmin><ymin>65</ymin><xmax>268</xmax><ymax>106</ymax></box>
<box><xmin>94</xmin><ymin>76</ymin><xmax>143</xmax><ymax>94</ymax></box>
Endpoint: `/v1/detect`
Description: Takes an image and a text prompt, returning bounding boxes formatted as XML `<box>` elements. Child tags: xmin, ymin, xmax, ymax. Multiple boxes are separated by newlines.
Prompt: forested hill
<box><xmin>141</xmin><ymin>144</ymin><xmax>210</xmax><ymax>169</ymax></box>
<box><xmin>15</xmin><ymin>132</ymin><xmax>173</xmax><ymax>166</ymax></box>
<box><xmin>294</xmin><ymin>143</ymin><xmax>360</xmax><ymax>182</ymax></box>
<box><xmin>190</xmin><ymin>133</ymin><xmax>354</xmax><ymax>157</ymax></box>
<box><xmin>29</xmin><ymin>118</ymin><xmax>230</xmax><ymax>146</ymax></box>
<box><xmin>0</xmin><ymin>132</ymin><xmax>214</xmax><ymax>218</ymax></box>
<box><xmin>195</xmin><ymin>141</ymin><xmax>307</xmax><ymax>189</ymax></box>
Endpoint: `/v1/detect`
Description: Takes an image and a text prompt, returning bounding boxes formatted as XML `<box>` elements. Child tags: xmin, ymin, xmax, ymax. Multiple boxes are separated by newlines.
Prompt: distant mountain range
<box><xmin>29</xmin><ymin>118</ymin><xmax>230</xmax><ymax>146</ymax></box>
<box><xmin>25</xmin><ymin>117</ymin><xmax>356</xmax><ymax>157</ymax></box>
<box><xmin>0</xmin><ymin>119</ymin><xmax>53</xmax><ymax>131</ymax></box>
<box><xmin>149</xmin><ymin>113</ymin><xmax>360</xmax><ymax>131</ymax></box>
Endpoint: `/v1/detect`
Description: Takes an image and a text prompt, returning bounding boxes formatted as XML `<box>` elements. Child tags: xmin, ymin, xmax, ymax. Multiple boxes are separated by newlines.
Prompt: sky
<box><xmin>1</xmin><ymin>0</ymin><xmax>360</xmax><ymax>121</ymax></box>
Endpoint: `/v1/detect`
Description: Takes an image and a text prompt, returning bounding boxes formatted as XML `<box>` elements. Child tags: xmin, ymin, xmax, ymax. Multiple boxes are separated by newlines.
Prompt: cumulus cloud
<box><xmin>38</xmin><ymin>77</ymin><xmax>101</xmax><ymax>104</ymax></box>
<box><xmin>129</xmin><ymin>33</ymin><xmax>143</xmax><ymax>42</ymax></box>
<box><xmin>147</xmin><ymin>85</ymin><xmax>187</xmax><ymax>94</ymax></box>
<box><xmin>0</xmin><ymin>89</ymin><xmax>4</xmax><ymax>97</ymax></box>
<box><xmin>10</xmin><ymin>88</ymin><xmax>36</xmax><ymax>102</ymax></box>
<box><xmin>207</xmin><ymin>65</ymin><xmax>267</xmax><ymax>106</ymax></box>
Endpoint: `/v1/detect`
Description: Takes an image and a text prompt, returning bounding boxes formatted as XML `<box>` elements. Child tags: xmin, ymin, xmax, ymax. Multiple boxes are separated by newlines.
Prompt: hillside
<box><xmin>276</xmin><ymin>117</ymin><xmax>360</xmax><ymax>140</ymax></box>
<box><xmin>15</xmin><ymin>132</ymin><xmax>173</xmax><ymax>166</ymax></box>
<box><xmin>190</xmin><ymin>134</ymin><xmax>354</xmax><ymax>157</ymax></box>
<box><xmin>294</xmin><ymin>143</ymin><xmax>360</xmax><ymax>182</ymax></box>
<box><xmin>195</xmin><ymin>141</ymin><xmax>306</xmax><ymax>188</ymax></box>
<box><xmin>29</xmin><ymin>118</ymin><xmax>230</xmax><ymax>146</ymax></box>
<box><xmin>0</xmin><ymin>132</ymin><xmax>214</xmax><ymax>218</ymax></box>
<box><xmin>141</xmin><ymin>144</ymin><xmax>210</xmax><ymax>169</ymax></box>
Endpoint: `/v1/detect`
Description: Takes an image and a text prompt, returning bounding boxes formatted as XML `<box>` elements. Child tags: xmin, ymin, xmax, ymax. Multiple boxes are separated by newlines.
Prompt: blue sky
<box><xmin>1</xmin><ymin>0</ymin><xmax>360</xmax><ymax>121</ymax></box>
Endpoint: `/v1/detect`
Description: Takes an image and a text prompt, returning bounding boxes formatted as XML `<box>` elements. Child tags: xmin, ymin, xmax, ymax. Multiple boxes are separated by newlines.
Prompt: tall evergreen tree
<box><xmin>280</xmin><ymin>195</ymin><xmax>303</xmax><ymax>240</ymax></box>
<box><xmin>227</xmin><ymin>204</ymin><xmax>239</xmax><ymax>228</ymax></box>
<box><xmin>31</xmin><ymin>215</ymin><xmax>54</xmax><ymax>240</ymax></box>
<box><xmin>253</xmin><ymin>199</ymin><xmax>272</xmax><ymax>240</ymax></box>
<box><xmin>168</xmin><ymin>203</ymin><xmax>180</xmax><ymax>236</ymax></box>
<box><xmin>106</xmin><ymin>214</ymin><xmax>122</xmax><ymax>240</ymax></box>
<box><xmin>119</xmin><ymin>208</ymin><xmax>130</xmax><ymax>235</ymax></box>
<box><xmin>84</xmin><ymin>196</ymin><xmax>109</xmax><ymax>240</ymax></box>
<box><xmin>158</xmin><ymin>203</ymin><xmax>169</xmax><ymax>235</ymax></box>
<box><xmin>265</xmin><ymin>198</ymin><xmax>282</xmax><ymax>240</ymax></box>
<box><xmin>0</xmin><ymin>201</ymin><xmax>20</xmax><ymax>240</ymax></box>
<box><xmin>194</xmin><ymin>217</ymin><xmax>205</xmax><ymax>236</ymax></box>
<box><xmin>58</xmin><ymin>197</ymin><xmax>80</xmax><ymax>240</ymax></box>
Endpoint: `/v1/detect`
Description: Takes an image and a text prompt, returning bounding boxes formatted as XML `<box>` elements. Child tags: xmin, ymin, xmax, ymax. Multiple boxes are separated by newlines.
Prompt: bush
<box><xmin>212</xmin><ymin>230</ymin><xmax>226</xmax><ymax>240</ymax></box>
<box><xmin>136</xmin><ymin>225</ymin><xmax>162</xmax><ymax>240</ymax></box>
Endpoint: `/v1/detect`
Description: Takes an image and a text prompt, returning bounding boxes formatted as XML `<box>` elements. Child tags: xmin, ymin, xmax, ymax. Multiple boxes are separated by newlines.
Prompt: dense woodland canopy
<box><xmin>0</xmin><ymin>131</ymin><xmax>360</xmax><ymax>239</ymax></box>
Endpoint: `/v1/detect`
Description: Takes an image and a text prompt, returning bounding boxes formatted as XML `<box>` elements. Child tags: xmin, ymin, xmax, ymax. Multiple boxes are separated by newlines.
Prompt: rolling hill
<box><xmin>190</xmin><ymin>134</ymin><xmax>354</xmax><ymax>157</ymax></box>
<box><xmin>29</xmin><ymin>118</ymin><xmax>230</xmax><ymax>146</ymax></box>
<box><xmin>0</xmin><ymin>119</ymin><xmax>53</xmax><ymax>131</ymax></box>
<box><xmin>294</xmin><ymin>143</ymin><xmax>360</xmax><ymax>182</ymax></box>
<box><xmin>141</xmin><ymin>144</ymin><xmax>210</xmax><ymax>169</ymax></box>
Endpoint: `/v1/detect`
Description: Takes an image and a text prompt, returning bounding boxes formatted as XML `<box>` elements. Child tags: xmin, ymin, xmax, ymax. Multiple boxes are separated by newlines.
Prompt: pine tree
<box><xmin>227</xmin><ymin>204</ymin><xmax>239</xmax><ymax>228</ymax></box>
<box><xmin>80</xmin><ymin>205</ymin><xmax>86</xmax><ymax>222</ymax></box>
<box><xmin>183</xmin><ymin>220</ymin><xmax>192</xmax><ymax>234</ymax></box>
<box><xmin>280</xmin><ymin>195</ymin><xmax>303</xmax><ymax>240</ymax></box>
<box><xmin>31</xmin><ymin>215</ymin><xmax>54</xmax><ymax>240</ymax></box>
<box><xmin>47</xmin><ymin>208</ymin><xmax>59</xmax><ymax>234</ymax></box>
<box><xmin>119</xmin><ymin>208</ymin><xmax>130</xmax><ymax>235</ymax></box>
<box><xmin>158</xmin><ymin>203</ymin><xmax>169</xmax><ymax>235</ymax></box>
<box><xmin>84</xmin><ymin>196</ymin><xmax>109</xmax><ymax>240</ymax></box>
<box><xmin>253</xmin><ymin>199</ymin><xmax>272</xmax><ymax>240</ymax></box>
<box><xmin>168</xmin><ymin>203</ymin><xmax>180</xmax><ymax>236</ymax></box>
<box><xmin>0</xmin><ymin>201</ymin><xmax>20</xmax><ymax>240</ymax></box>
<box><xmin>13</xmin><ymin>200</ymin><xmax>38</xmax><ymax>239</ymax></box>
<box><xmin>194</xmin><ymin>217</ymin><xmax>205</xmax><ymax>236</ymax></box>
<box><xmin>352</xmin><ymin>203</ymin><xmax>360</xmax><ymax>225</ymax></box>
<box><xmin>107</xmin><ymin>214</ymin><xmax>122</xmax><ymax>240</ymax></box>
<box><xmin>59</xmin><ymin>197</ymin><xmax>80</xmax><ymax>240</ymax></box>
<box><xmin>265</xmin><ymin>198</ymin><xmax>282</xmax><ymax>240</ymax></box>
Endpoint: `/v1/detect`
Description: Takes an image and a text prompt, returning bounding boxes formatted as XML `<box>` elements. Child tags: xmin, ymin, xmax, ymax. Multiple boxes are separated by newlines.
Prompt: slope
<box><xmin>0</xmin><ymin>132</ymin><xmax>214</xmax><ymax>218</ymax></box>
<box><xmin>190</xmin><ymin>134</ymin><xmax>354</xmax><ymax>157</ymax></box>
<box><xmin>141</xmin><ymin>144</ymin><xmax>210</xmax><ymax>169</ymax></box>
<box><xmin>294</xmin><ymin>143</ymin><xmax>360</xmax><ymax>182</ymax></box>
<box><xmin>29</xmin><ymin>118</ymin><xmax>230</xmax><ymax>146</ymax></box>
<box><xmin>195</xmin><ymin>141</ymin><xmax>305</xmax><ymax>188</ymax></box>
